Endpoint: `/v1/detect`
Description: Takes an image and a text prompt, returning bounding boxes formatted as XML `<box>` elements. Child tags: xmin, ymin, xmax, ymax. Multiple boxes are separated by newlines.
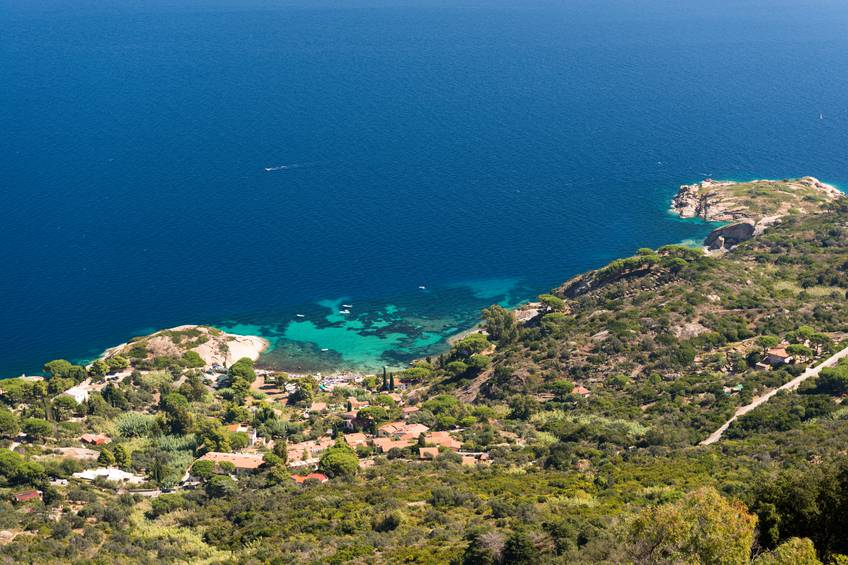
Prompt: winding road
<box><xmin>700</xmin><ymin>345</ymin><xmax>848</xmax><ymax>446</ymax></box>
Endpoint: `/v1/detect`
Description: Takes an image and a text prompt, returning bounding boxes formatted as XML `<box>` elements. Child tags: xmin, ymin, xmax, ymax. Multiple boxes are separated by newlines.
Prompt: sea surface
<box><xmin>2</xmin><ymin>0</ymin><xmax>848</xmax><ymax>375</ymax></box>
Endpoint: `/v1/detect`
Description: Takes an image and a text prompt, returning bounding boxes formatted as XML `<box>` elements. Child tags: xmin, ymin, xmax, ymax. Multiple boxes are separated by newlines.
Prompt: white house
<box><xmin>72</xmin><ymin>467</ymin><xmax>145</xmax><ymax>485</ymax></box>
<box><xmin>62</xmin><ymin>385</ymin><xmax>90</xmax><ymax>404</ymax></box>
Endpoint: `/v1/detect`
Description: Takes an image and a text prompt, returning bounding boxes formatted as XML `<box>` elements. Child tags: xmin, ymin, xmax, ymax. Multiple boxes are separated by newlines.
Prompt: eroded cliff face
<box><xmin>672</xmin><ymin>176</ymin><xmax>841</xmax><ymax>251</ymax></box>
<box><xmin>703</xmin><ymin>220</ymin><xmax>756</xmax><ymax>251</ymax></box>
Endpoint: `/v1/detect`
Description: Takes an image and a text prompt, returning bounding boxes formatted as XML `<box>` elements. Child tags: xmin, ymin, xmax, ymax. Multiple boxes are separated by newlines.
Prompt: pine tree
<box><xmin>98</xmin><ymin>448</ymin><xmax>116</xmax><ymax>466</ymax></box>
<box><xmin>382</xmin><ymin>367</ymin><xmax>388</xmax><ymax>391</ymax></box>
<box><xmin>114</xmin><ymin>444</ymin><xmax>130</xmax><ymax>469</ymax></box>
<box><xmin>389</xmin><ymin>373</ymin><xmax>395</xmax><ymax>391</ymax></box>
<box><xmin>273</xmin><ymin>440</ymin><xmax>288</xmax><ymax>464</ymax></box>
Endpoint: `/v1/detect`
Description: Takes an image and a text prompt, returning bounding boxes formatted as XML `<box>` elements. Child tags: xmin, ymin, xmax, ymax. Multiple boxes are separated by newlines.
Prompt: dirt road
<box><xmin>700</xmin><ymin>346</ymin><xmax>848</xmax><ymax>445</ymax></box>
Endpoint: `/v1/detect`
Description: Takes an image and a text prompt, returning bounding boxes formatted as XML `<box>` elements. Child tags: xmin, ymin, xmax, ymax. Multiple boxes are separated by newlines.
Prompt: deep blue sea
<box><xmin>2</xmin><ymin>0</ymin><xmax>848</xmax><ymax>375</ymax></box>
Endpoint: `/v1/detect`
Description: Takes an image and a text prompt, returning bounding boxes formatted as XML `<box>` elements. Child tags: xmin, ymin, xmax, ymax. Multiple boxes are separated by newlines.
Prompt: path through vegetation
<box><xmin>700</xmin><ymin>345</ymin><xmax>848</xmax><ymax>445</ymax></box>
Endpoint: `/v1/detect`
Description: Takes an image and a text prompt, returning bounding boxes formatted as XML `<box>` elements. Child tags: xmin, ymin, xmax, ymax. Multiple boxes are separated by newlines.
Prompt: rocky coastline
<box><xmin>101</xmin><ymin>325</ymin><xmax>269</xmax><ymax>368</ymax></box>
<box><xmin>672</xmin><ymin>176</ymin><xmax>842</xmax><ymax>251</ymax></box>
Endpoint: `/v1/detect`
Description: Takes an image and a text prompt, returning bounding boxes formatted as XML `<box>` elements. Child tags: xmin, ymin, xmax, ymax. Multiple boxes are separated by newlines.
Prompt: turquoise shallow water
<box><xmin>2</xmin><ymin>0</ymin><xmax>848</xmax><ymax>375</ymax></box>
<box><xmin>217</xmin><ymin>278</ymin><xmax>536</xmax><ymax>372</ymax></box>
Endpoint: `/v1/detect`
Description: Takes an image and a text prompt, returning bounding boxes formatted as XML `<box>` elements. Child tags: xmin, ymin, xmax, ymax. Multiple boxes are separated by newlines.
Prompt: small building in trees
<box><xmin>286</xmin><ymin>437</ymin><xmax>335</xmax><ymax>467</ymax></box>
<box><xmin>378</xmin><ymin>421</ymin><xmax>429</xmax><ymax>439</ymax></box>
<box><xmin>423</xmin><ymin>431</ymin><xmax>461</xmax><ymax>451</ymax></box>
<box><xmin>341</xmin><ymin>410</ymin><xmax>359</xmax><ymax>430</ymax></box>
<box><xmin>418</xmin><ymin>447</ymin><xmax>439</xmax><ymax>460</ymax></box>
<box><xmin>13</xmin><ymin>490</ymin><xmax>42</xmax><ymax>504</ymax></box>
<box><xmin>62</xmin><ymin>385</ymin><xmax>90</xmax><ymax>404</ymax></box>
<box><xmin>72</xmin><ymin>467</ymin><xmax>145</xmax><ymax>484</ymax></box>
<box><xmin>343</xmin><ymin>432</ymin><xmax>369</xmax><ymax>449</ymax></box>
<box><xmin>764</xmin><ymin>347</ymin><xmax>793</xmax><ymax>366</ymax></box>
<box><xmin>80</xmin><ymin>433</ymin><xmax>111</xmax><ymax>446</ymax></box>
<box><xmin>224</xmin><ymin>423</ymin><xmax>258</xmax><ymax>447</ymax></box>
<box><xmin>372</xmin><ymin>437</ymin><xmax>414</xmax><ymax>453</ymax></box>
<box><xmin>346</xmin><ymin>397</ymin><xmax>368</xmax><ymax>410</ymax></box>
<box><xmin>290</xmin><ymin>473</ymin><xmax>328</xmax><ymax>485</ymax></box>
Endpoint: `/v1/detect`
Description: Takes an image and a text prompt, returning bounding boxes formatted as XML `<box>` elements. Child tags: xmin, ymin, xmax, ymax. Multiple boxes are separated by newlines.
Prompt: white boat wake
<box><xmin>263</xmin><ymin>162</ymin><xmax>317</xmax><ymax>172</ymax></box>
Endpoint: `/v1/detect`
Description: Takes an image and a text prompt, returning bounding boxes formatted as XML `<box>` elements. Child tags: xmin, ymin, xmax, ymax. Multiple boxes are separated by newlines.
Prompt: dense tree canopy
<box><xmin>627</xmin><ymin>487</ymin><xmax>757</xmax><ymax>564</ymax></box>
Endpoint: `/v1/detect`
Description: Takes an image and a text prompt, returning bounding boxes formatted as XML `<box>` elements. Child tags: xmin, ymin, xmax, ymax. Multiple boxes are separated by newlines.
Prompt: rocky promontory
<box><xmin>672</xmin><ymin>176</ymin><xmax>841</xmax><ymax>251</ymax></box>
<box><xmin>101</xmin><ymin>325</ymin><xmax>269</xmax><ymax>368</ymax></box>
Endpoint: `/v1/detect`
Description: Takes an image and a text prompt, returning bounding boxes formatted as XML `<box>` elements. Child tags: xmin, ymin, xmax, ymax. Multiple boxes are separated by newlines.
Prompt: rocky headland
<box><xmin>101</xmin><ymin>325</ymin><xmax>268</xmax><ymax>368</ymax></box>
<box><xmin>554</xmin><ymin>176</ymin><xmax>842</xmax><ymax>299</ymax></box>
<box><xmin>672</xmin><ymin>176</ymin><xmax>841</xmax><ymax>251</ymax></box>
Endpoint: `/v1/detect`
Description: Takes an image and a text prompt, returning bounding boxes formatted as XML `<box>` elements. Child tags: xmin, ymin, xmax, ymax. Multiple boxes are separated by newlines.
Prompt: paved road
<box><xmin>700</xmin><ymin>345</ymin><xmax>848</xmax><ymax>446</ymax></box>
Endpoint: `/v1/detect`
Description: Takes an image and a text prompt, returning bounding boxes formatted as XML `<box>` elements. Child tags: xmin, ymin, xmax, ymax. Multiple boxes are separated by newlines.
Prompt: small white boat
<box><xmin>342</xmin><ymin>304</ymin><xmax>353</xmax><ymax>308</ymax></box>
<box><xmin>321</xmin><ymin>348</ymin><xmax>329</xmax><ymax>352</ymax></box>
<box><xmin>418</xmin><ymin>285</ymin><xmax>427</xmax><ymax>290</ymax></box>
<box><xmin>340</xmin><ymin>309</ymin><xmax>351</xmax><ymax>314</ymax></box>
<box><xmin>296</xmin><ymin>314</ymin><xmax>305</xmax><ymax>318</ymax></box>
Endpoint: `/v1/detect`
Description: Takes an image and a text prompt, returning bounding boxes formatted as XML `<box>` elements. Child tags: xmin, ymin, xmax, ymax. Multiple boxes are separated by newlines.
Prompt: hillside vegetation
<box><xmin>1</xmin><ymin>179</ymin><xmax>848</xmax><ymax>564</ymax></box>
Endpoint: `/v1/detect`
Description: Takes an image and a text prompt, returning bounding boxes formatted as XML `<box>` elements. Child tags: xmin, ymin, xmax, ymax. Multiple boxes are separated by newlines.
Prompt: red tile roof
<box><xmin>378</xmin><ymin>421</ymin><xmax>430</xmax><ymax>439</ymax></box>
<box><xmin>461</xmin><ymin>456</ymin><xmax>478</xmax><ymax>467</ymax></box>
<box><xmin>372</xmin><ymin>437</ymin><xmax>414</xmax><ymax>453</ymax></box>
<box><xmin>13</xmin><ymin>490</ymin><xmax>42</xmax><ymax>503</ymax></box>
<box><xmin>424</xmin><ymin>431</ymin><xmax>461</xmax><ymax>451</ymax></box>
<box><xmin>418</xmin><ymin>447</ymin><xmax>439</xmax><ymax>460</ymax></box>
<box><xmin>80</xmin><ymin>434</ymin><xmax>111</xmax><ymax>445</ymax></box>
<box><xmin>291</xmin><ymin>473</ymin><xmax>328</xmax><ymax>484</ymax></box>
<box><xmin>344</xmin><ymin>433</ymin><xmax>369</xmax><ymax>449</ymax></box>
